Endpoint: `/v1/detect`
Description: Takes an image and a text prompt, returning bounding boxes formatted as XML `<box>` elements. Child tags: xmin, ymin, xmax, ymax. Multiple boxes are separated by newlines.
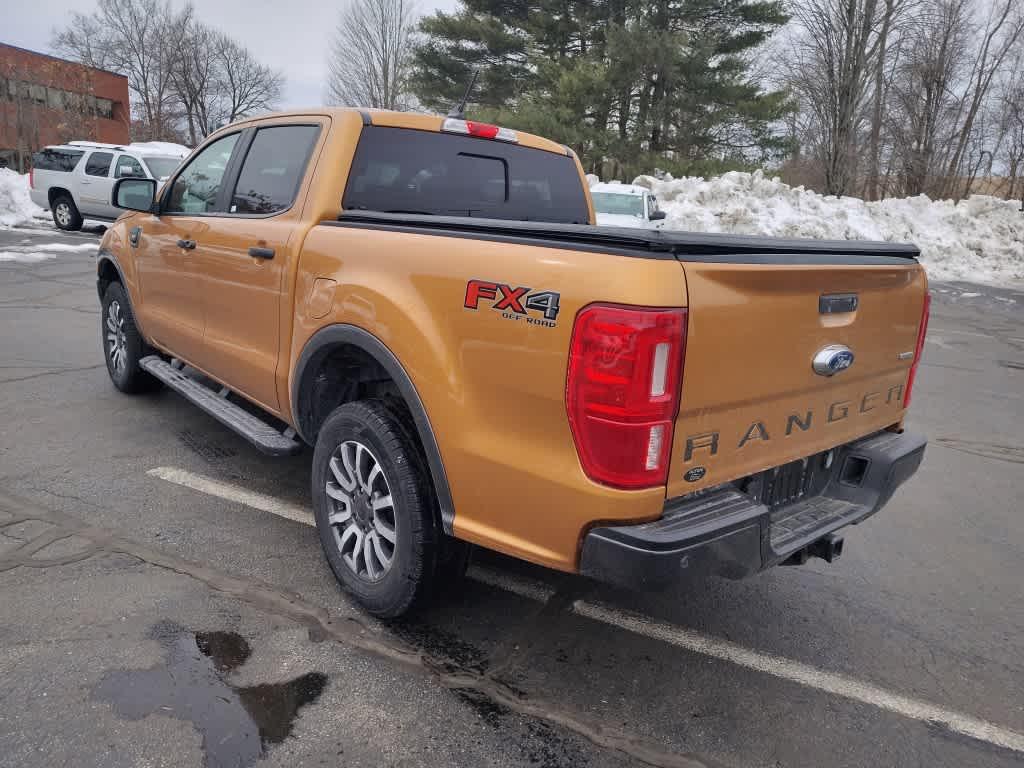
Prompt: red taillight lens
<box><xmin>566</xmin><ymin>304</ymin><xmax>687</xmax><ymax>489</ymax></box>
<box><xmin>466</xmin><ymin>120</ymin><xmax>499</xmax><ymax>139</ymax></box>
<box><xmin>29</xmin><ymin>169</ymin><xmax>34</xmax><ymax>189</ymax></box>
<box><xmin>441</xmin><ymin>117</ymin><xmax>518</xmax><ymax>142</ymax></box>
<box><xmin>903</xmin><ymin>292</ymin><xmax>930</xmax><ymax>408</ymax></box>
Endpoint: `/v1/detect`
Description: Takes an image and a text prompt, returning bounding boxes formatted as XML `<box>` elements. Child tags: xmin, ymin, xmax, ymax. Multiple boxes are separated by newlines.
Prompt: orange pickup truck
<box><xmin>97</xmin><ymin>108</ymin><xmax>929</xmax><ymax>617</ymax></box>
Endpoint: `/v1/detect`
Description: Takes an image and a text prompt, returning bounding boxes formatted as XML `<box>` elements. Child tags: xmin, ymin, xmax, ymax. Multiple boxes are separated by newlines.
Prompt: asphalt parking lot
<box><xmin>1</xmin><ymin>222</ymin><xmax>1022</xmax><ymax>768</ymax></box>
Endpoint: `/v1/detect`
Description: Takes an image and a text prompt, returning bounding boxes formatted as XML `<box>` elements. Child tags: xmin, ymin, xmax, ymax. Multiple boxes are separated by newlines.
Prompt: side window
<box><xmin>230</xmin><ymin>125</ymin><xmax>320</xmax><ymax>215</ymax></box>
<box><xmin>114</xmin><ymin>154</ymin><xmax>146</xmax><ymax>179</ymax></box>
<box><xmin>85</xmin><ymin>152</ymin><xmax>113</xmax><ymax>177</ymax></box>
<box><xmin>164</xmin><ymin>133</ymin><xmax>239</xmax><ymax>214</ymax></box>
<box><xmin>32</xmin><ymin>149</ymin><xmax>85</xmax><ymax>172</ymax></box>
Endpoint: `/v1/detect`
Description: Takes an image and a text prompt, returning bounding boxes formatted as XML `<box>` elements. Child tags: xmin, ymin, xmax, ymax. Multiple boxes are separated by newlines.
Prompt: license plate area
<box><xmin>739</xmin><ymin>451</ymin><xmax>833</xmax><ymax>510</ymax></box>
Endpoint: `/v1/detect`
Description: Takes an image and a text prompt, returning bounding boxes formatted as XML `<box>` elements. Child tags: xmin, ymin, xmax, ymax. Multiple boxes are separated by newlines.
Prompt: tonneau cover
<box><xmin>331</xmin><ymin>210</ymin><xmax>920</xmax><ymax>262</ymax></box>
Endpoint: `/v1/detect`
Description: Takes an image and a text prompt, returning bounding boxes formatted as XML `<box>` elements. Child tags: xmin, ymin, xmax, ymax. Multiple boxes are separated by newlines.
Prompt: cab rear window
<box><xmin>32</xmin><ymin>148</ymin><xmax>85</xmax><ymax>172</ymax></box>
<box><xmin>343</xmin><ymin>127</ymin><xmax>589</xmax><ymax>224</ymax></box>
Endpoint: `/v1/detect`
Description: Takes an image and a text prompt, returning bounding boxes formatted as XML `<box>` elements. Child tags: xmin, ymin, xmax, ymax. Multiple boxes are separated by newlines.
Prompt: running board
<box><xmin>140</xmin><ymin>355</ymin><xmax>302</xmax><ymax>456</ymax></box>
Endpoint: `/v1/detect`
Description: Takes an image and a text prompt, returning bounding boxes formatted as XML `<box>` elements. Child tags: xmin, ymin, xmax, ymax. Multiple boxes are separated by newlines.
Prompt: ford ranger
<box><xmin>97</xmin><ymin>108</ymin><xmax>929</xmax><ymax>617</ymax></box>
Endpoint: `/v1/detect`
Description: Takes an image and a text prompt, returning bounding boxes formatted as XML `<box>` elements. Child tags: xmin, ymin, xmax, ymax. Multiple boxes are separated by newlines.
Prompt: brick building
<box><xmin>0</xmin><ymin>43</ymin><xmax>130</xmax><ymax>172</ymax></box>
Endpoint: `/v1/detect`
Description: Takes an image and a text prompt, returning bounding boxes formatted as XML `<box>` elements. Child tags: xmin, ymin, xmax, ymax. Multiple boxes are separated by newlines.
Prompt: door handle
<box><xmin>248</xmin><ymin>246</ymin><xmax>275</xmax><ymax>259</ymax></box>
<box><xmin>177</xmin><ymin>239</ymin><xmax>196</xmax><ymax>250</ymax></box>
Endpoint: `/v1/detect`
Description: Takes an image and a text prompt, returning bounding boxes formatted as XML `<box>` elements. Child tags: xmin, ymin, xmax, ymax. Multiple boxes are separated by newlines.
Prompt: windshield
<box><xmin>142</xmin><ymin>156</ymin><xmax>183</xmax><ymax>180</ymax></box>
<box><xmin>591</xmin><ymin>192</ymin><xmax>645</xmax><ymax>217</ymax></box>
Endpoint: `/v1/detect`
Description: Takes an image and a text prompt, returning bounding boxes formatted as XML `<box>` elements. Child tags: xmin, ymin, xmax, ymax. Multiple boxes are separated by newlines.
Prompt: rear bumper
<box><xmin>579</xmin><ymin>429</ymin><xmax>926</xmax><ymax>590</ymax></box>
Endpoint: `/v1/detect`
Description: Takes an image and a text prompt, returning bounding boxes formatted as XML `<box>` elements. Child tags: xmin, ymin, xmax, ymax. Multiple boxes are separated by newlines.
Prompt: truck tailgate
<box><xmin>667</xmin><ymin>260</ymin><xmax>928</xmax><ymax>500</ymax></box>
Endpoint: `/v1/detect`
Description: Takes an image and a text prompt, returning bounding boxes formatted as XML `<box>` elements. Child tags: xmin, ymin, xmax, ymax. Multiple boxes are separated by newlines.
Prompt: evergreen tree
<box><xmin>411</xmin><ymin>0</ymin><xmax>792</xmax><ymax>176</ymax></box>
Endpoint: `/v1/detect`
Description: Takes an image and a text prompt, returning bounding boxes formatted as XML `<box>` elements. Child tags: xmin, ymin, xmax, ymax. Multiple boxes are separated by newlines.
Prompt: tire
<box><xmin>312</xmin><ymin>400</ymin><xmax>440</xmax><ymax>618</ymax></box>
<box><xmin>51</xmin><ymin>194</ymin><xmax>83</xmax><ymax>231</ymax></box>
<box><xmin>101</xmin><ymin>282</ymin><xmax>160</xmax><ymax>393</ymax></box>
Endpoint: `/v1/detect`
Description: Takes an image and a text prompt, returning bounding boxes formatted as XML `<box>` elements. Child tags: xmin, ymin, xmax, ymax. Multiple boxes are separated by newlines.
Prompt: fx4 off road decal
<box><xmin>464</xmin><ymin>279</ymin><xmax>561</xmax><ymax>328</ymax></box>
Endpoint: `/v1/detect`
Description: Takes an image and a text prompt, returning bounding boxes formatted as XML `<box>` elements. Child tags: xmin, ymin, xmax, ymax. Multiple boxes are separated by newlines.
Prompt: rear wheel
<box><xmin>51</xmin><ymin>195</ymin><xmax>83</xmax><ymax>231</ymax></box>
<box><xmin>312</xmin><ymin>400</ymin><xmax>440</xmax><ymax>618</ymax></box>
<box><xmin>101</xmin><ymin>282</ymin><xmax>160</xmax><ymax>393</ymax></box>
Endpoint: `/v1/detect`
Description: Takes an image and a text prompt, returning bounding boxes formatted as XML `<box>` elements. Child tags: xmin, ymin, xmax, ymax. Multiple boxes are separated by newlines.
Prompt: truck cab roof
<box><xmin>225</xmin><ymin>107</ymin><xmax>573</xmax><ymax>157</ymax></box>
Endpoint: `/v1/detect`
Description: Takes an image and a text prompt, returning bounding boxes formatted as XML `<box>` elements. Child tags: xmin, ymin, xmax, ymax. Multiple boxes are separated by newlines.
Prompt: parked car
<box><xmin>591</xmin><ymin>182</ymin><xmax>667</xmax><ymax>228</ymax></box>
<box><xmin>29</xmin><ymin>141</ymin><xmax>188</xmax><ymax>231</ymax></box>
<box><xmin>97</xmin><ymin>108</ymin><xmax>929</xmax><ymax>618</ymax></box>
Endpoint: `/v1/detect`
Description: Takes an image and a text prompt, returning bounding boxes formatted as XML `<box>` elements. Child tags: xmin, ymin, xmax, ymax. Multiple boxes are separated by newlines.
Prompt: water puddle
<box><xmin>94</xmin><ymin>621</ymin><xmax>326</xmax><ymax>768</ymax></box>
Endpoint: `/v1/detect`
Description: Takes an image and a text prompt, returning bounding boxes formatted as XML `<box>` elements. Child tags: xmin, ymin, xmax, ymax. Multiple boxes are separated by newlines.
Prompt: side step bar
<box><xmin>140</xmin><ymin>355</ymin><xmax>302</xmax><ymax>457</ymax></box>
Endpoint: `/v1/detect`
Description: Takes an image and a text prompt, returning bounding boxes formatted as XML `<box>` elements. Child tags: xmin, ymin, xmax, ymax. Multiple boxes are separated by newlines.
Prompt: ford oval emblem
<box><xmin>812</xmin><ymin>345</ymin><xmax>855</xmax><ymax>376</ymax></box>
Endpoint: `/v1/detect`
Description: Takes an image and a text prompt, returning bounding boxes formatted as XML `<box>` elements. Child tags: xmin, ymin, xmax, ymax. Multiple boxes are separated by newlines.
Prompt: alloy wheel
<box><xmin>106</xmin><ymin>300</ymin><xmax>127</xmax><ymax>374</ymax></box>
<box><xmin>55</xmin><ymin>203</ymin><xmax>71</xmax><ymax>227</ymax></box>
<box><xmin>325</xmin><ymin>440</ymin><xmax>397</xmax><ymax>581</ymax></box>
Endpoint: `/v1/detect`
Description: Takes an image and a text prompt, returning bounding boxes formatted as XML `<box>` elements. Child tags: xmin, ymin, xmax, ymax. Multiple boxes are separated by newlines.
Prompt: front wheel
<box><xmin>101</xmin><ymin>282</ymin><xmax>160</xmax><ymax>393</ymax></box>
<box><xmin>312</xmin><ymin>400</ymin><xmax>440</xmax><ymax>618</ymax></box>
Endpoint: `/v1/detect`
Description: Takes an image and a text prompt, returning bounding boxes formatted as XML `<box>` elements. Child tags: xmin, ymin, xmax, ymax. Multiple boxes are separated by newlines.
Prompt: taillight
<box><xmin>566</xmin><ymin>304</ymin><xmax>687</xmax><ymax>489</ymax></box>
<box><xmin>441</xmin><ymin>117</ymin><xmax>518</xmax><ymax>142</ymax></box>
<box><xmin>29</xmin><ymin>169</ymin><xmax>34</xmax><ymax>189</ymax></box>
<box><xmin>903</xmin><ymin>292</ymin><xmax>930</xmax><ymax>408</ymax></box>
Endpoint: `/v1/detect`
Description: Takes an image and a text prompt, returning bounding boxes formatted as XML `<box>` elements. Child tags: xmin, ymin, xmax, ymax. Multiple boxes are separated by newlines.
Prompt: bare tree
<box><xmin>887</xmin><ymin>0</ymin><xmax>970</xmax><ymax>195</ymax></box>
<box><xmin>212</xmin><ymin>33</ymin><xmax>284</xmax><ymax>126</ymax></box>
<box><xmin>787</xmin><ymin>0</ymin><xmax>891</xmax><ymax>195</ymax></box>
<box><xmin>170</xmin><ymin>25</ymin><xmax>283</xmax><ymax>144</ymax></box>
<box><xmin>996</xmin><ymin>55</ymin><xmax>1024</xmax><ymax>200</ymax></box>
<box><xmin>937</xmin><ymin>0</ymin><xmax>1024</xmax><ymax>197</ymax></box>
<box><xmin>864</xmin><ymin>0</ymin><xmax>908</xmax><ymax>200</ymax></box>
<box><xmin>53</xmin><ymin>0</ymin><xmax>185</xmax><ymax>141</ymax></box>
<box><xmin>327</xmin><ymin>0</ymin><xmax>418</xmax><ymax>110</ymax></box>
<box><xmin>54</xmin><ymin>0</ymin><xmax>283</xmax><ymax>144</ymax></box>
<box><xmin>170</xmin><ymin>12</ymin><xmax>216</xmax><ymax>146</ymax></box>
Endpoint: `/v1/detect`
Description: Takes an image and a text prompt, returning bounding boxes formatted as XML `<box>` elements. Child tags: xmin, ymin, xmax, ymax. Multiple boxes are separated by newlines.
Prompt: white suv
<box><xmin>29</xmin><ymin>141</ymin><xmax>188</xmax><ymax>231</ymax></box>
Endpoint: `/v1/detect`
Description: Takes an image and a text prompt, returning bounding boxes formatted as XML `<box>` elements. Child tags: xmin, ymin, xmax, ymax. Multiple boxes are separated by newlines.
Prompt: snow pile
<box><xmin>632</xmin><ymin>170</ymin><xmax>1024</xmax><ymax>284</ymax></box>
<box><xmin>0</xmin><ymin>241</ymin><xmax>97</xmax><ymax>263</ymax></box>
<box><xmin>0</xmin><ymin>169</ymin><xmax>44</xmax><ymax>229</ymax></box>
<box><xmin>129</xmin><ymin>141</ymin><xmax>190</xmax><ymax>157</ymax></box>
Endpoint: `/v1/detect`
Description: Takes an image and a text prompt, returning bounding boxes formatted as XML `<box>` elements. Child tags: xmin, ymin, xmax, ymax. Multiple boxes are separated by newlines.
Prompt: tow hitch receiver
<box><xmin>781</xmin><ymin>533</ymin><xmax>845</xmax><ymax>566</ymax></box>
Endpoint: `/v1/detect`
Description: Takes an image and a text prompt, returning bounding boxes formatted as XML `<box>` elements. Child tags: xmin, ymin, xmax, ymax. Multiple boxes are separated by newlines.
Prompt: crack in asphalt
<box><xmin>933</xmin><ymin>437</ymin><xmax>1024</xmax><ymax>465</ymax></box>
<box><xmin>0</xmin><ymin>303</ymin><xmax>99</xmax><ymax>315</ymax></box>
<box><xmin>0</xmin><ymin>363</ymin><xmax>106</xmax><ymax>385</ymax></box>
<box><xmin>0</xmin><ymin>490</ymin><xmax>715</xmax><ymax>768</ymax></box>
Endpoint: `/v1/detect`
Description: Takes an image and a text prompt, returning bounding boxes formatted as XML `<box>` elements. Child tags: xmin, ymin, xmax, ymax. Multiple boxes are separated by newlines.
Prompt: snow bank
<box><xmin>0</xmin><ymin>169</ymin><xmax>44</xmax><ymax>229</ymax></box>
<box><xmin>631</xmin><ymin>170</ymin><xmax>1024</xmax><ymax>284</ymax></box>
<box><xmin>129</xmin><ymin>141</ymin><xmax>190</xmax><ymax>157</ymax></box>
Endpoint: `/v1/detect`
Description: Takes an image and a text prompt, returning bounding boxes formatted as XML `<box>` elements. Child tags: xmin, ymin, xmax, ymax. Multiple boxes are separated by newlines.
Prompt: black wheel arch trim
<box><xmin>97</xmin><ymin>249</ymin><xmax>150</xmax><ymax>341</ymax></box>
<box><xmin>292</xmin><ymin>323</ymin><xmax>455</xmax><ymax>534</ymax></box>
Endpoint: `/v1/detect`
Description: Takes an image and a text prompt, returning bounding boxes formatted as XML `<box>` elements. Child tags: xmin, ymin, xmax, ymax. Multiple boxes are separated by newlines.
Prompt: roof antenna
<box><xmin>447</xmin><ymin>68</ymin><xmax>479</xmax><ymax>120</ymax></box>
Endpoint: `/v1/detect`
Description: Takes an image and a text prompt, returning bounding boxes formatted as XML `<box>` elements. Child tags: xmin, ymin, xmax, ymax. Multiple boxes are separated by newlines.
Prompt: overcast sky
<box><xmin>5</xmin><ymin>0</ymin><xmax>458</xmax><ymax>108</ymax></box>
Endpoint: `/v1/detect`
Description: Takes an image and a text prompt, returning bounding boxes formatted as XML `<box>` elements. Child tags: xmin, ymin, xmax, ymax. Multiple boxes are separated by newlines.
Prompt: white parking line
<box><xmin>149</xmin><ymin>464</ymin><xmax>1024</xmax><ymax>754</ymax></box>
<box><xmin>572</xmin><ymin>601</ymin><xmax>1024</xmax><ymax>754</ymax></box>
<box><xmin>147</xmin><ymin>466</ymin><xmax>314</xmax><ymax>526</ymax></box>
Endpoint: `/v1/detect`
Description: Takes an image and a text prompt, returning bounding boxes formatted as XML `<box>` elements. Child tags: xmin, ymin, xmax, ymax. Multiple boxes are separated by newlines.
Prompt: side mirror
<box><xmin>113</xmin><ymin>177</ymin><xmax>157</xmax><ymax>212</ymax></box>
<box><xmin>649</xmin><ymin>209</ymin><xmax>667</xmax><ymax>221</ymax></box>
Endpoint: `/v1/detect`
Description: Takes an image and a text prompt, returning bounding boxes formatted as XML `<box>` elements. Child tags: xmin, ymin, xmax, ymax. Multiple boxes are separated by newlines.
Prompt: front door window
<box><xmin>164</xmin><ymin>134</ymin><xmax>239</xmax><ymax>214</ymax></box>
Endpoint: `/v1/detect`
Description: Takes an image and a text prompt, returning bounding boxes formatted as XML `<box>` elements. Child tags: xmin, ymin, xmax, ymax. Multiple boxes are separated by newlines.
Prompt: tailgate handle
<box><xmin>819</xmin><ymin>293</ymin><xmax>858</xmax><ymax>314</ymax></box>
